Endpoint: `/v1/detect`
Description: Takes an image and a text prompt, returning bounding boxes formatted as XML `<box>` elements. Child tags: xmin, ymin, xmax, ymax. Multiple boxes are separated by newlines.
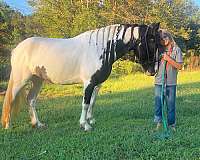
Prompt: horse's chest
<box><xmin>90</xmin><ymin>63</ymin><xmax>112</xmax><ymax>85</ymax></box>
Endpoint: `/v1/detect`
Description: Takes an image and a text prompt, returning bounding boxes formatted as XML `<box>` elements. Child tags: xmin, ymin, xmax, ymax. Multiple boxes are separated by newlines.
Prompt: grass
<box><xmin>0</xmin><ymin>70</ymin><xmax>200</xmax><ymax>160</ymax></box>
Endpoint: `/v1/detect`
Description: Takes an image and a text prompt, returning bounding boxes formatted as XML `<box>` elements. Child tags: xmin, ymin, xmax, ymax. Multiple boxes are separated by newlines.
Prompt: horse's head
<box><xmin>127</xmin><ymin>23</ymin><xmax>161</xmax><ymax>76</ymax></box>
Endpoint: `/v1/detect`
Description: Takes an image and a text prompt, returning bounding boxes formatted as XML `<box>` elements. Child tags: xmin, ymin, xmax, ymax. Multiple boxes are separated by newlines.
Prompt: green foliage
<box><xmin>112</xmin><ymin>60</ymin><xmax>143</xmax><ymax>76</ymax></box>
<box><xmin>1</xmin><ymin>0</ymin><xmax>200</xmax><ymax>71</ymax></box>
<box><xmin>0</xmin><ymin>2</ymin><xmax>12</xmax><ymax>52</ymax></box>
<box><xmin>70</xmin><ymin>8</ymin><xmax>100</xmax><ymax>37</ymax></box>
<box><xmin>186</xmin><ymin>17</ymin><xmax>200</xmax><ymax>55</ymax></box>
<box><xmin>0</xmin><ymin>56</ymin><xmax>10</xmax><ymax>80</ymax></box>
<box><xmin>29</xmin><ymin>0</ymin><xmax>108</xmax><ymax>37</ymax></box>
<box><xmin>0</xmin><ymin>71</ymin><xmax>200</xmax><ymax>159</ymax></box>
<box><xmin>183</xmin><ymin>54</ymin><xmax>200</xmax><ymax>69</ymax></box>
<box><xmin>26</xmin><ymin>0</ymin><xmax>200</xmax><ymax>56</ymax></box>
<box><xmin>0</xmin><ymin>2</ymin><xmax>27</xmax><ymax>55</ymax></box>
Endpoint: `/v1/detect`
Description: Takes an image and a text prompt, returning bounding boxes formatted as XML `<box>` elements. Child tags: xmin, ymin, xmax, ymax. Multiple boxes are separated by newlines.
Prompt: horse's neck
<box><xmin>74</xmin><ymin>24</ymin><xmax>134</xmax><ymax>64</ymax></box>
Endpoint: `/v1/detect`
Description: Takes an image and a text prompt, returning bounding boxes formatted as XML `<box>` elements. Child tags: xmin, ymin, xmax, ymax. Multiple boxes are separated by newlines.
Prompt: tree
<box><xmin>0</xmin><ymin>2</ymin><xmax>28</xmax><ymax>54</ymax></box>
<box><xmin>0</xmin><ymin>2</ymin><xmax>12</xmax><ymax>56</ymax></box>
<box><xmin>26</xmin><ymin>0</ymin><xmax>200</xmax><ymax>55</ymax></box>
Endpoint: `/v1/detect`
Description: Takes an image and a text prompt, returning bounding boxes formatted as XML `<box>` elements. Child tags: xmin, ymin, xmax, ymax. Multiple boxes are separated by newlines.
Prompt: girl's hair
<box><xmin>159</xmin><ymin>29</ymin><xmax>177</xmax><ymax>47</ymax></box>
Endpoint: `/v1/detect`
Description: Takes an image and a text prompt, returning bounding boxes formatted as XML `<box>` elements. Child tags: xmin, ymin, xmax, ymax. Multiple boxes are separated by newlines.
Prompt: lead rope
<box><xmin>161</xmin><ymin>60</ymin><xmax>170</xmax><ymax>135</ymax></box>
<box><xmin>153</xmin><ymin>59</ymin><xmax>172</xmax><ymax>140</ymax></box>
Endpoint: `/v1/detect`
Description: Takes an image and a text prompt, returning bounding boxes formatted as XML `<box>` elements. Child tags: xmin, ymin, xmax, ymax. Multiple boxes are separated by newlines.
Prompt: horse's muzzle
<box><xmin>146</xmin><ymin>70</ymin><xmax>156</xmax><ymax>76</ymax></box>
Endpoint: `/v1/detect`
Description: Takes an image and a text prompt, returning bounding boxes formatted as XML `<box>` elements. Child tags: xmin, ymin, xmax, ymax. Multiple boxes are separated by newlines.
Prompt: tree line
<box><xmin>0</xmin><ymin>0</ymin><xmax>200</xmax><ymax>60</ymax></box>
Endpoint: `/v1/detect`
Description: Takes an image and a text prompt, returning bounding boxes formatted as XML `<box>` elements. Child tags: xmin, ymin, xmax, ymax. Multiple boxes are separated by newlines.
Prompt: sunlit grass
<box><xmin>0</xmin><ymin>70</ymin><xmax>200</xmax><ymax>159</ymax></box>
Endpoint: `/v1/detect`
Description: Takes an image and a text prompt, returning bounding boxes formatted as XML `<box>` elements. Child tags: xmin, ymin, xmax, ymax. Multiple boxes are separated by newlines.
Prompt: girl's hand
<box><xmin>162</xmin><ymin>53</ymin><xmax>183</xmax><ymax>70</ymax></box>
<box><xmin>162</xmin><ymin>53</ymin><xmax>170</xmax><ymax>61</ymax></box>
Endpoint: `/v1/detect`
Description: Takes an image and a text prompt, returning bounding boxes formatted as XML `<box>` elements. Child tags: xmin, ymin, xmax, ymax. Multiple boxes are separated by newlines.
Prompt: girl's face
<box><xmin>160</xmin><ymin>35</ymin><xmax>172</xmax><ymax>47</ymax></box>
<box><xmin>160</xmin><ymin>36</ymin><xmax>170</xmax><ymax>47</ymax></box>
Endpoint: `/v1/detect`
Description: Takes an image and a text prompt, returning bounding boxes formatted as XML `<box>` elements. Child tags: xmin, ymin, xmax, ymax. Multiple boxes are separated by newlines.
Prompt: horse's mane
<box><xmin>75</xmin><ymin>24</ymin><xmax>121</xmax><ymax>47</ymax></box>
<box><xmin>86</xmin><ymin>24</ymin><xmax>141</xmax><ymax>46</ymax></box>
<box><xmin>75</xmin><ymin>24</ymin><xmax>141</xmax><ymax>62</ymax></box>
<box><xmin>76</xmin><ymin>24</ymin><xmax>137</xmax><ymax>52</ymax></box>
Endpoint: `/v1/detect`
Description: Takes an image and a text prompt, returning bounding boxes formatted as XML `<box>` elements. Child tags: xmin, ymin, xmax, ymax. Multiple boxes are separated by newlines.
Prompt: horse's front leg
<box><xmin>86</xmin><ymin>85</ymin><xmax>101</xmax><ymax>125</ymax></box>
<box><xmin>80</xmin><ymin>82</ymin><xmax>95</xmax><ymax>131</ymax></box>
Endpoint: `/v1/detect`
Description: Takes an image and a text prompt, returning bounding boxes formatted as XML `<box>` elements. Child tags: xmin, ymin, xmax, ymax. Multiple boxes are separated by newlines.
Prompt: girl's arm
<box><xmin>163</xmin><ymin>54</ymin><xmax>183</xmax><ymax>70</ymax></box>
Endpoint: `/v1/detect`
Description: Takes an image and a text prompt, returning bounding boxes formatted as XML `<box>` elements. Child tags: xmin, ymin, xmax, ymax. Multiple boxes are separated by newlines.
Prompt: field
<box><xmin>0</xmin><ymin>71</ymin><xmax>200</xmax><ymax>160</ymax></box>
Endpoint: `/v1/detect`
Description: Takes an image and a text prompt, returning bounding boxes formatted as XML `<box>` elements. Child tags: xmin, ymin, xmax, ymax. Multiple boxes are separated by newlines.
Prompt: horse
<box><xmin>1</xmin><ymin>23</ymin><xmax>160</xmax><ymax>131</ymax></box>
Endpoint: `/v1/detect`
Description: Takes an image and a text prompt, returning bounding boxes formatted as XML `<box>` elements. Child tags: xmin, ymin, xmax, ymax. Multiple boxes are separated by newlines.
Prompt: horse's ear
<box><xmin>150</xmin><ymin>22</ymin><xmax>160</xmax><ymax>31</ymax></box>
<box><xmin>154</xmin><ymin>22</ymin><xmax>160</xmax><ymax>30</ymax></box>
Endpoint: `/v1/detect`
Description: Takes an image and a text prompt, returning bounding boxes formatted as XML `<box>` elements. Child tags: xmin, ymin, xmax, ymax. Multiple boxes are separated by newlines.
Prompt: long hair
<box><xmin>160</xmin><ymin>29</ymin><xmax>177</xmax><ymax>47</ymax></box>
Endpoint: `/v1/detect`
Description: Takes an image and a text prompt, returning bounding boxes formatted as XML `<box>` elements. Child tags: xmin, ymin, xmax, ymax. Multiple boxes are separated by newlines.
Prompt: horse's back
<box><xmin>11</xmin><ymin>37</ymin><xmax>85</xmax><ymax>84</ymax></box>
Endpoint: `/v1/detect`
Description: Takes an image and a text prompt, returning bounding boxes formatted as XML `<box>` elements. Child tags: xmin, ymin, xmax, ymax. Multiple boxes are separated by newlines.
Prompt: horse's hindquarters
<box><xmin>13</xmin><ymin>37</ymin><xmax>84</xmax><ymax>84</ymax></box>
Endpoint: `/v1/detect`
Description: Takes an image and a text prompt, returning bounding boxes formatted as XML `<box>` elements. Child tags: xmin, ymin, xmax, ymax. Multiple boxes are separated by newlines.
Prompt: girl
<box><xmin>154</xmin><ymin>30</ymin><xmax>183</xmax><ymax>131</ymax></box>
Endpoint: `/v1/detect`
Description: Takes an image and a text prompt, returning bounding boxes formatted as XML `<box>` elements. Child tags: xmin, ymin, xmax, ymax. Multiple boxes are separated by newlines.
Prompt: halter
<box><xmin>134</xmin><ymin>25</ymin><xmax>159</xmax><ymax>72</ymax></box>
<box><xmin>133</xmin><ymin>26</ymin><xmax>150</xmax><ymax>65</ymax></box>
<box><xmin>144</xmin><ymin>25</ymin><xmax>159</xmax><ymax>66</ymax></box>
<box><xmin>153</xmin><ymin>33</ymin><xmax>160</xmax><ymax>74</ymax></box>
<box><xmin>89</xmin><ymin>24</ymin><xmax>159</xmax><ymax>68</ymax></box>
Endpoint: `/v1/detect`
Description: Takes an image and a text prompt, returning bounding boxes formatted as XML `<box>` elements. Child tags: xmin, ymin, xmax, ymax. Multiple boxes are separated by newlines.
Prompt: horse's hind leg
<box><xmin>2</xmin><ymin>71</ymin><xmax>31</xmax><ymax>129</ymax></box>
<box><xmin>86</xmin><ymin>85</ymin><xmax>101</xmax><ymax>125</ymax></box>
<box><xmin>27</xmin><ymin>76</ymin><xmax>44</xmax><ymax>128</ymax></box>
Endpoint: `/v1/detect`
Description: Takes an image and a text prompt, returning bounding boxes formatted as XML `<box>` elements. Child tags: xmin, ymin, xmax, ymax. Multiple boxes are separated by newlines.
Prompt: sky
<box><xmin>2</xmin><ymin>0</ymin><xmax>34</xmax><ymax>15</ymax></box>
<box><xmin>193</xmin><ymin>0</ymin><xmax>200</xmax><ymax>6</ymax></box>
<box><xmin>2</xmin><ymin>0</ymin><xmax>200</xmax><ymax>15</ymax></box>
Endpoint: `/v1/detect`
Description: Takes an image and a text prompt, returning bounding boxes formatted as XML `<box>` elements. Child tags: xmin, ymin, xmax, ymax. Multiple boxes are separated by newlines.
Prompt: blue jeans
<box><xmin>154</xmin><ymin>84</ymin><xmax>176</xmax><ymax>126</ymax></box>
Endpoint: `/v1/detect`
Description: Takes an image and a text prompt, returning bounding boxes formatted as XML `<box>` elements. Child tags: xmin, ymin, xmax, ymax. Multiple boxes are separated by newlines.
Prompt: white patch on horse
<box><xmin>113</xmin><ymin>26</ymin><xmax>118</xmax><ymax>61</ymax></box>
<box><xmin>104</xmin><ymin>26</ymin><xmax>112</xmax><ymax>60</ymax></box>
<box><xmin>133</xmin><ymin>27</ymin><xmax>140</xmax><ymax>40</ymax></box>
<box><xmin>123</xmin><ymin>27</ymin><xmax>132</xmax><ymax>44</ymax></box>
<box><xmin>87</xmin><ymin>24</ymin><xmax>121</xmax><ymax>64</ymax></box>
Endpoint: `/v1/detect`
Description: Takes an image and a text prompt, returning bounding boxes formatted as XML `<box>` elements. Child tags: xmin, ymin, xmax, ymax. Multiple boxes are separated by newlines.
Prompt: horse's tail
<box><xmin>1</xmin><ymin>70</ymin><xmax>27</xmax><ymax>128</ymax></box>
<box><xmin>1</xmin><ymin>71</ymin><xmax>14</xmax><ymax>128</ymax></box>
<box><xmin>11</xmin><ymin>85</ymin><xmax>27</xmax><ymax>119</ymax></box>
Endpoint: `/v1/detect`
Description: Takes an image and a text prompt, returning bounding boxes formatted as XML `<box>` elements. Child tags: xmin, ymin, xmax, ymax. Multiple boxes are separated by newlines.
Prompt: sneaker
<box><xmin>170</xmin><ymin>126</ymin><xmax>176</xmax><ymax>132</ymax></box>
<box><xmin>156</xmin><ymin>122</ymin><xmax>162</xmax><ymax>130</ymax></box>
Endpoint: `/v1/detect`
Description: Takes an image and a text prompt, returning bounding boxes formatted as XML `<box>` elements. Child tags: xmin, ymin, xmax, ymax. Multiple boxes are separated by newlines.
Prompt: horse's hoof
<box><xmin>80</xmin><ymin>123</ymin><xmax>85</xmax><ymax>130</ymax></box>
<box><xmin>85</xmin><ymin>125</ymin><xmax>93</xmax><ymax>131</ymax></box>
<box><xmin>32</xmin><ymin>122</ymin><xmax>47</xmax><ymax>129</ymax></box>
<box><xmin>88</xmin><ymin>118</ymin><xmax>96</xmax><ymax>125</ymax></box>
<box><xmin>2</xmin><ymin>120</ymin><xmax>10</xmax><ymax>129</ymax></box>
<box><xmin>3</xmin><ymin>124</ymin><xmax>10</xmax><ymax>129</ymax></box>
<box><xmin>80</xmin><ymin>123</ymin><xmax>93</xmax><ymax>131</ymax></box>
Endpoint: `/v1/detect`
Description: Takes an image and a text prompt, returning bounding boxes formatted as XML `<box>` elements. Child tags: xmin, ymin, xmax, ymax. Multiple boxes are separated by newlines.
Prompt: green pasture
<box><xmin>0</xmin><ymin>71</ymin><xmax>200</xmax><ymax>160</ymax></box>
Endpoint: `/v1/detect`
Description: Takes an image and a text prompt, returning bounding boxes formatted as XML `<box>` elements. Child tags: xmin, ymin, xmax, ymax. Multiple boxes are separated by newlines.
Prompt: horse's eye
<box><xmin>150</xmin><ymin>38</ymin><xmax>155</xmax><ymax>42</ymax></box>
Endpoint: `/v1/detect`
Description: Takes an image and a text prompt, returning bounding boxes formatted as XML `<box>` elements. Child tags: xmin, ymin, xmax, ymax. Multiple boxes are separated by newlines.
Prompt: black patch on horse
<box><xmin>84</xmin><ymin>23</ymin><xmax>160</xmax><ymax>104</ymax></box>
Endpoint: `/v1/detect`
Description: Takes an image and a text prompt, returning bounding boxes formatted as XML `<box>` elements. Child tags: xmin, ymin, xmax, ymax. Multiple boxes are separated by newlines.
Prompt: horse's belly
<box><xmin>50</xmin><ymin>71</ymin><xmax>82</xmax><ymax>84</ymax></box>
<box><xmin>36</xmin><ymin>66</ymin><xmax>82</xmax><ymax>84</ymax></box>
<box><xmin>30</xmin><ymin>57</ymin><xmax>82</xmax><ymax>84</ymax></box>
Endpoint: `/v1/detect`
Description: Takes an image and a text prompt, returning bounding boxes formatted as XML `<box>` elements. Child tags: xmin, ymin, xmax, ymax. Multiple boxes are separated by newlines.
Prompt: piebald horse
<box><xmin>1</xmin><ymin>23</ymin><xmax>160</xmax><ymax>131</ymax></box>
